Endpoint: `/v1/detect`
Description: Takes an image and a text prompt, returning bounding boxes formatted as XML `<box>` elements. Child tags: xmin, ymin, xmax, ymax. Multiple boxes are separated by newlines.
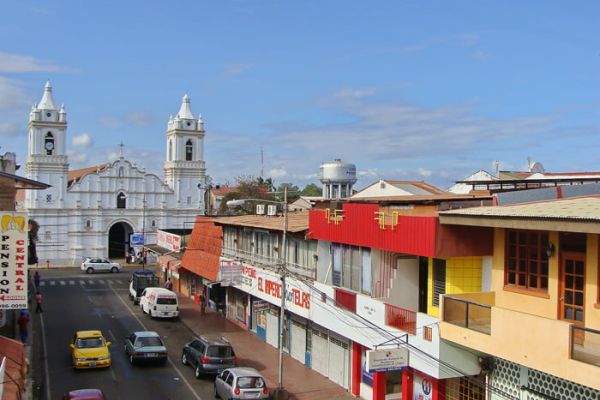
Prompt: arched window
<box><xmin>44</xmin><ymin>132</ymin><xmax>55</xmax><ymax>155</ymax></box>
<box><xmin>185</xmin><ymin>139</ymin><xmax>193</xmax><ymax>161</ymax></box>
<box><xmin>117</xmin><ymin>192</ymin><xmax>126</xmax><ymax>209</ymax></box>
<box><xmin>168</xmin><ymin>140</ymin><xmax>173</xmax><ymax>161</ymax></box>
<box><xmin>118</xmin><ymin>167</ymin><xmax>124</xmax><ymax>178</ymax></box>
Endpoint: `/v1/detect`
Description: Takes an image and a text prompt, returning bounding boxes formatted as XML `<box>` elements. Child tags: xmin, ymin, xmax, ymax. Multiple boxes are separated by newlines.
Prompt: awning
<box><xmin>145</xmin><ymin>244</ymin><xmax>181</xmax><ymax>256</ymax></box>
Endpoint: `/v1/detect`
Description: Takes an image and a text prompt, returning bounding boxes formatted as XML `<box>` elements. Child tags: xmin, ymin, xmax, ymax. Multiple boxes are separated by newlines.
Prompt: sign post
<box><xmin>366</xmin><ymin>347</ymin><xmax>409</xmax><ymax>373</ymax></box>
<box><xmin>0</xmin><ymin>212</ymin><xmax>29</xmax><ymax>310</ymax></box>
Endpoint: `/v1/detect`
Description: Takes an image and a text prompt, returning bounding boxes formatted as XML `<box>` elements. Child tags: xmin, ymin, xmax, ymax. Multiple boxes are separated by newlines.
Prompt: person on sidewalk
<box><xmin>33</xmin><ymin>270</ymin><xmax>41</xmax><ymax>288</ymax></box>
<box><xmin>199</xmin><ymin>293</ymin><xmax>206</xmax><ymax>315</ymax></box>
<box><xmin>164</xmin><ymin>278</ymin><xmax>173</xmax><ymax>290</ymax></box>
<box><xmin>18</xmin><ymin>310</ymin><xmax>30</xmax><ymax>344</ymax></box>
<box><xmin>35</xmin><ymin>291</ymin><xmax>43</xmax><ymax>313</ymax></box>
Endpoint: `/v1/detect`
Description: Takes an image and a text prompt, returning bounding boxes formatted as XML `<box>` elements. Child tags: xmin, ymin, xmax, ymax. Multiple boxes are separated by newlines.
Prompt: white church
<box><xmin>21</xmin><ymin>82</ymin><xmax>207</xmax><ymax>265</ymax></box>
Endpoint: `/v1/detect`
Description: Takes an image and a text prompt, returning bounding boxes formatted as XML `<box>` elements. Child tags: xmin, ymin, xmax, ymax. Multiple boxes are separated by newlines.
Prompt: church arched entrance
<box><xmin>108</xmin><ymin>222</ymin><xmax>133</xmax><ymax>259</ymax></box>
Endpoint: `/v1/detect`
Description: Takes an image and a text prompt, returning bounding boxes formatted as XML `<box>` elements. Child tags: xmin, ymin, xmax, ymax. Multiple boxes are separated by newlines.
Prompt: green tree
<box><xmin>301</xmin><ymin>183</ymin><xmax>322</xmax><ymax>196</ymax></box>
<box><xmin>218</xmin><ymin>175</ymin><xmax>274</xmax><ymax>214</ymax></box>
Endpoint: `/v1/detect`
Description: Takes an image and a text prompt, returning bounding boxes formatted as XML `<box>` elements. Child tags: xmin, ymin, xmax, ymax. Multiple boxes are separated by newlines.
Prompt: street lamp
<box><xmin>226</xmin><ymin>187</ymin><xmax>289</xmax><ymax>400</ymax></box>
<box><xmin>120</xmin><ymin>193</ymin><xmax>147</xmax><ymax>270</ymax></box>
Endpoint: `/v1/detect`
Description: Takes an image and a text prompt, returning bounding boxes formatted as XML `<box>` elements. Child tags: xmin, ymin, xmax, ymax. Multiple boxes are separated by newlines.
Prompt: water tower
<box><xmin>319</xmin><ymin>159</ymin><xmax>357</xmax><ymax>198</ymax></box>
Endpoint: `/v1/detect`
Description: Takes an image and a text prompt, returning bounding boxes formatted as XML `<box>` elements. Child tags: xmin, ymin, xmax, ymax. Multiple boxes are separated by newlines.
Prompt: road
<box><xmin>30</xmin><ymin>267</ymin><xmax>216</xmax><ymax>400</ymax></box>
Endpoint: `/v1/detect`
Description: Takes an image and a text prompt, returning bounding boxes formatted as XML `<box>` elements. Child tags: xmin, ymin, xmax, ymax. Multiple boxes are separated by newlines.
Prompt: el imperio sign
<box><xmin>0</xmin><ymin>213</ymin><xmax>28</xmax><ymax>309</ymax></box>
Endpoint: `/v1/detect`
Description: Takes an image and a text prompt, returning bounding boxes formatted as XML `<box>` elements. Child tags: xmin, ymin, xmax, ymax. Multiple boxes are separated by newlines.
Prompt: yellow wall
<box><xmin>492</xmin><ymin>229</ymin><xmax>600</xmax><ymax>330</ymax></box>
<box><xmin>428</xmin><ymin>256</ymin><xmax>483</xmax><ymax>317</ymax></box>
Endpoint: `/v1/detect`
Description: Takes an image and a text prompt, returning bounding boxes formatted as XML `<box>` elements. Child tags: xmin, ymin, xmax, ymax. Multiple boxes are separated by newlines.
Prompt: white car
<box><xmin>81</xmin><ymin>257</ymin><xmax>121</xmax><ymax>274</ymax></box>
<box><xmin>214</xmin><ymin>367</ymin><xmax>269</xmax><ymax>399</ymax></box>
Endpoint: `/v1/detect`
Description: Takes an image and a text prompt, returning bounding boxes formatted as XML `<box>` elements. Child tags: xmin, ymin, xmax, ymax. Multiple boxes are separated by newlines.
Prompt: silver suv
<box><xmin>214</xmin><ymin>367</ymin><xmax>269</xmax><ymax>399</ymax></box>
<box><xmin>81</xmin><ymin>257</ymin><xmax>121</xmax><ymax>274</ymax></box>
<box><xmin>181</xmin><ymin>336</ymin><xmax>237</xmax><ymax>377</ymax></box>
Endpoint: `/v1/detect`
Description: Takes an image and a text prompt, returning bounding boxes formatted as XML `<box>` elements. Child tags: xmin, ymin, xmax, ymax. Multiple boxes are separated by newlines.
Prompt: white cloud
<box><xmin>0</xmin><ymin>121</ymin><xmax>20</xmax><ymax>137</ymax></box>
<box><xmin>418</xmin><ymin>168</ymin><xmax>432</xmax><ymax>177</ymax></box>
<box><xmin>0</xmin><ymin>51</ymin><xmax>78</xmax><ymax>73</ymax></box>
<box><xmin>127</xmin><ymin>112</ymin><xmax>153</xmax><ymax>128</ymax></box>
<box><xmin>72</xmin><ymin>133</ymin><xmax>93</xmax><ymax>148</ymax></box>
<box><xmin>268</xmin><ymin>168</ymin><xmax>287</xmax><ymax>178</ymax></box>
<box><xmin>0</xmin><ymin>77</ymin><xmax>28</xmax><ymax>109</ymax></box>
<box><xmin>98</xmin><ymin>116</ymin><xmax>121</xmax><ymax>129</ymax></box>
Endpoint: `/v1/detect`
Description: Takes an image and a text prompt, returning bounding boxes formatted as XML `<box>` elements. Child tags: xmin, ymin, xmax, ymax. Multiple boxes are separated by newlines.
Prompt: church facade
<box><xmin>21</xmin><ymin>82</ymin><xmax>207</xmax><ymax>265</ymax></box>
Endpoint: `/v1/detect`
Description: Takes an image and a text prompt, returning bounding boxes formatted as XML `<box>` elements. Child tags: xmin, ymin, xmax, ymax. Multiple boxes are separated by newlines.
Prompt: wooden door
<box><xmin>559</xmin><ymin>253</ymin><xmax>585</xmax><ymax>326</ymax></box>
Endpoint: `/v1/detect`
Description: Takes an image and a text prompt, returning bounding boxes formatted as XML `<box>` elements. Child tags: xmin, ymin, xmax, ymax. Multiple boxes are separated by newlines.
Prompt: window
<box><xmin>151</xmin><ymin>220</ymin><xmax>156</xmax><ymax>227</ymax></box>
<box><xmin>505</xmin><ymin>230</ymin><xmax>549</xmax><ymax>291</ymax></box>
<box><xmin>331</xmin><ymin>244</ymin><xmax>371</xmax><ymax>292</ymax></box>
<box><xmin>432</xmin><ymin>258</ymin><xmax>446</xmax><ymax>307</ymax></box>
<box><xmin>168</xmin><ymin>140</ymin><xmax>173</xmax><ymax>161</ymax></box>
<box><xmin>85</xmin><ymin>220</ymin><xmax>91</xmax><ymax>229</ymax></box>
<box><xmin>118</xmin><ymin>167</ymin><xmax>124</xmax><ymax>178</ymax></box>
<box><xmin>187</xmin><ymin>196</ymin><xmax>191</xmax><ymax>205</ymax></box>
<box><xmin>117</xmin><ymin>192</ymin><xmax>126</xmax><ymax>209</ymax></box>
<box><xmin>185</xmin><ymin>139</ymin><xmax>193</xmax><ymax>161</ymax></box>
<box><xmin>46</xmin><ymin>194</ymin><xmax>52</xmax><ymax>203</ymax></box>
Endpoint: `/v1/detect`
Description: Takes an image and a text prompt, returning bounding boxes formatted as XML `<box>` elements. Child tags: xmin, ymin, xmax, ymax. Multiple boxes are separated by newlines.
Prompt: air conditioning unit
<box><xmin>256</xmin><ymin>204</ymin><xmax>265</xmax><ymax>215</ymax></box>
<box><xmin>267</xmin><ymin>205</ymin><xmax>277</xmax><ymax>216</ymax></box>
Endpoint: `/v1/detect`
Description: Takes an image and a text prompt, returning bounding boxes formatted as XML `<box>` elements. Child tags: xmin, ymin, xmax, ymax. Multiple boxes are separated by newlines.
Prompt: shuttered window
<box><xmin>432</xmin><ymin>258</ymin><xmax>446</xmax><ymax>307</ymax></box>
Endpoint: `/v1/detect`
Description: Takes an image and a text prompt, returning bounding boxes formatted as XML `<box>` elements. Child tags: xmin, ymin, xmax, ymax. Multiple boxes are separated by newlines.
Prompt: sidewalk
<box><xmin>176</xmin><ymin>293</ymin><xmax>355</xmax><ymax>400</ymax></box>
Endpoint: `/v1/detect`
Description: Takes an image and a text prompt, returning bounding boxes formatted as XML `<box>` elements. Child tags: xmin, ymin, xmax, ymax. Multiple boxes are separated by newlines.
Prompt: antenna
<box><xmin>119</xmin><ymin>141</ymin><xmax>125</xmax><ymax>157</ymax></box>
<box><xmin>494</xmin><ymin>160</ymin><xmax>500</xmax><ymax>177</ymax></box>
<box><xmin>260</xmin><ymin>144</ymin><xmax>264</xmax><ymax>178</ymax></box>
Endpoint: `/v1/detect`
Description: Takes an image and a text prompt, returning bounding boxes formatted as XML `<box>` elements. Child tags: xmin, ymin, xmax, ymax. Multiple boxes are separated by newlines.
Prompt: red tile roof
<box><xmin>68</xmin><ymin>163</ymin><xmax>111</xmax><ymax>185</ymax></box>
<box><xmin>0</xmin><ymin>336</ymin><xmax>26</xmax><ymax>400</ymax></box>
<box><xmin>180</xmin><ymin>216</ymin><xmax>223</xmax><ymax>281</ymax></box>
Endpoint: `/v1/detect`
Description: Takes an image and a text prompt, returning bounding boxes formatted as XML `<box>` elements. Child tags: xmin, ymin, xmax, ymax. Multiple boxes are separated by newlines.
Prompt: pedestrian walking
<box><xmin>35</xmin><ymin>291</ymin><xmax>43</xmax><ymax>313</ymax></box>
<box><xmin>33</xmin><ymin>270</ymin><xmax>40</xmax><ymax>288</ymax></box>
<box><xmin>164</xmin><ymin>278</ymin><xmax>173</xmax><ymax>290</ymax></box>
<box><xmin>18</xmin><ymin>310</ymin><xmax>30</xmax><ymax>344</ymax></box>
<box><xmin>199</xmin><ymin>293</ymin><xmax>206</xmax><ymax>315</ymax></box>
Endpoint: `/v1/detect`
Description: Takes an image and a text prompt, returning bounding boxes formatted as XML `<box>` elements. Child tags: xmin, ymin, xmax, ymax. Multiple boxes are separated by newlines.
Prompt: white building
<box><xmin>21</xmin><ymin>82</ymin><xmax>207</xmax><ymax>264</ymax></box>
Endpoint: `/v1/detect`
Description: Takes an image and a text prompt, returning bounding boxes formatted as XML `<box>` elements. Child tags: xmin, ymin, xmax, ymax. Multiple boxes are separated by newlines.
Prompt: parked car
<box><xmin>81</xmin><ymin>257</ymin><xmax>121</xmax><ymax>274</ymax></box>
<box><xmin>181</xmin><ymin>335</ymin><xmax>237</xmax><ymax>378</ymax></box>
<box><xmin>129</xmin><ymin>270</ymin><xmax>160</xmax><ymax>304</ymax></box>
<box><xmin>124</xmin><ymin>331</ymin><xmax>168</xmax><ymax>365</ymax></box>
<box><xmin>139</xmin><ymin>287</ymin><xmax>179</xmax><ymax>318</ymax></box>
<box><xmin>69</xmin><ymin>330</ymin><xmax>111</xmax><ymax>369</ymax></box>
<box><xmin>214</xmin><ymin>367</ymin><xmax>269</xmax><ymax>399</ymax></box>
<box><xmin>62</xmin><ymin>389</ymin><xmax>106</xmax><ymax>400</ymax></box>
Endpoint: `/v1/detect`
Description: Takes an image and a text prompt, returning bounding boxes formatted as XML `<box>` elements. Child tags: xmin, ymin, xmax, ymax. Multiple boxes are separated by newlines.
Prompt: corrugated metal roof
<box><xmin>441</xmin><ymin>196</ymin><xmax>600</xmax><ymax>221</ymax></box>
<box><xmin>348</xmin><ymin>193</ymin><xmax>492</xmax><ymax>203</ymax></box>
<box><xmin>214</xmin><ymin>211</ymin><xmax>309</xmax><ymax>232</ymax></box>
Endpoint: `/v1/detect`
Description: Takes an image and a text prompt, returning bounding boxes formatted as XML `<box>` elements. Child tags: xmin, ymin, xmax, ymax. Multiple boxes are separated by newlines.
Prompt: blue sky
<box><xmin>1</xmin><ymin>1</ymin><xmax>600</xmax><ymax>190</ymax></box>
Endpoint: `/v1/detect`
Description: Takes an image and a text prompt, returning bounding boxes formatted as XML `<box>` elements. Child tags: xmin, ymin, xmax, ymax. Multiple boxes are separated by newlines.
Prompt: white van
<box><xmin>139</xmin><ymin>287</ymin><xmax>179</xmax><ymax>319</ymax></box>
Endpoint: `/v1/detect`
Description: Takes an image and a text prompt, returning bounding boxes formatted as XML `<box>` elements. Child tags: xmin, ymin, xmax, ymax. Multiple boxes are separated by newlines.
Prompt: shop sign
<box><xmin>366</xmin><ymin>347</ymin><xmax>408</xmax><ymax>372</ymax></box>
<box><xmin>253</xmin><ymin>300</ymin><xmax>270</xmax><ymax>312</ymax></box>
<box><xmin>220</xmin><ymin>259</ymin><xmax>242</xmax><ymax>286</ymax></box>
<box><xmin>0</xmin><ymin>213</ymin><xmax>28</xmax><ymax>310</ymax></box>
<box><xmin>413</xmin><ymin>374</ymin><xmax>433</xmax><ymax>400</ymax></box>
<box><xmin>157</xmin><ymin>230</ymin><xmax>181</xmax><ymax>252</ymax></box>
<box><xmin>130</xmin><ymin>233</ymin><xmax>144</xmax><ymax>246</ymax></box>
<box><xmin>238</xmin><ymin>265</ymin><xmax>311</xmax><ymax>317</ymax></box>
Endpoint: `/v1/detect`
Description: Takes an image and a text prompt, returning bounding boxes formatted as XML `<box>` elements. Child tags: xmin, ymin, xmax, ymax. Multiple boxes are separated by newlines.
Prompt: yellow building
<box><xmin>439</xmin><ymin>196</ymin><xmax>600</xmax><ymax>397</ymax></box>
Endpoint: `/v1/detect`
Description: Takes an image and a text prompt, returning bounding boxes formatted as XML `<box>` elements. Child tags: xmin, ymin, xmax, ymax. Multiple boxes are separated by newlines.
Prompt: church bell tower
<box><xmin>24</xmin><ymin>81</ymin><xmax>69</xmax><ymax>209</ymax></box>
<box><xmin>163</xmin><ymin>94</ymin><xmax>207</xmax><ymax>209</ymax></box>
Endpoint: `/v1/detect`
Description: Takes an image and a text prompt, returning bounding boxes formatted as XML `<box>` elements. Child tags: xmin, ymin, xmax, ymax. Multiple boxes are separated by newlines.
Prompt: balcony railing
<box><xmin>443</xmin><ymin>296</ymin><xmax>491</xmax><ymax>335</ymax></box>
<box><xmin>221</xmin><ymin>246</ymin><xmax>316</xmax><ymax>279</ymax></box>
<box><xmin>385</xmin><ymin>303</ymin><xmax>416</xmax><ymax>335</ymax></box>
<box><xmin>571</xmin><ymin>325</ymin><xmax>600</xmax><ymax>367</ymax></box>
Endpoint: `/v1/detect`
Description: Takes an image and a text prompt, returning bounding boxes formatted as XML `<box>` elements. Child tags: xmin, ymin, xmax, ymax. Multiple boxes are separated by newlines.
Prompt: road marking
<box><xmin>99</xmin><ymin>280</ymin><xmax>106</xmax><ymax>284</ymax></box>
<box><xmin>88</xmin><ymin>280</ymin><xmax>94</xmax><ymax>284</ymax></box>
<box><xmin>50</xmin><ymin>281</ymin><xmax>56</xmax><ymax>286</ymax></box>
<box><xmin>39</xmin><ymin>282</ymin><xmax>46</xmax><ymax>287</ymax></box>
<box><xmin>111</xmin><ymin>286</ymin><xmax>203</xmax><ymax>400</ymax></box>
<box><xmin>69</xmin><ymin>280</ymin><xmax>75</xmax><ymax>285</ymax></box>
<box><xmin>79</xmin><ymin>280</ymin><xmax>85</xmax><ymax>285</ymax></box>
<box><xmin>59</xmin><ymin>281</ymin><xmax>66</xmax><ymax>285</ymax></box>
<box><xmin>107</xmin><ymin>329</ymin><xmax>119</xmax><ymax>382</ymax></box>
<box><xmin>40</xmin><ymin>313</ymin><xmax>51</xmax><ymax>400</ymax></box>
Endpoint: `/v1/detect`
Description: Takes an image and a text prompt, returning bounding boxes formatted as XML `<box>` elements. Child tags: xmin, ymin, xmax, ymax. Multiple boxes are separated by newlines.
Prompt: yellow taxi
<box><xmin>70</xmin><ymin>330</ymin><xmax>112</xmax><ymax>369</ymax></box>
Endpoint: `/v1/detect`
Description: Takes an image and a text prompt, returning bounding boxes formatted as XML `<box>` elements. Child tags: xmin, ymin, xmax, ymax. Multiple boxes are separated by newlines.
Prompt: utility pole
<box><xmin>274</xmin><ymin>186</ymin><xmax>289</xmax><ymax>400</ymax></box>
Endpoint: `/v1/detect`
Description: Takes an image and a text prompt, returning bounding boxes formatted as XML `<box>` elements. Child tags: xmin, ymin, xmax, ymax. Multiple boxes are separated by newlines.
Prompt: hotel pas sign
<box><xmin>0</xmin><ymin>213</ymin><xmax>28</xmax><ymax>309</ymax></box>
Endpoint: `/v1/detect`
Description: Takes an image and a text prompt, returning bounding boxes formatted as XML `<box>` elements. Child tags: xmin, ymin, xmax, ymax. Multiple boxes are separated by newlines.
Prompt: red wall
<box><xmin>308</xmin><ymin>203</ymin><xmax>492</xmax><ymax>258</ymax></box>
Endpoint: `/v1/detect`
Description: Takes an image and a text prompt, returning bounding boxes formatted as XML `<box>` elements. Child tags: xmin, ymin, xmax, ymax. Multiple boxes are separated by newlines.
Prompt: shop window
<box><xmin>446</xmin><ymin>376</ymin><xmax>486</xmax><ymax>400</ymax></box>
<box><xmin>432</xmin><ymin>259</ymin><xmax>446</xmax><ymax>307</ymax></box>
<box><xmin>505</xmin><ymin>230</ymin><xmax>549</xmax><ymax>291</ymax></box>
